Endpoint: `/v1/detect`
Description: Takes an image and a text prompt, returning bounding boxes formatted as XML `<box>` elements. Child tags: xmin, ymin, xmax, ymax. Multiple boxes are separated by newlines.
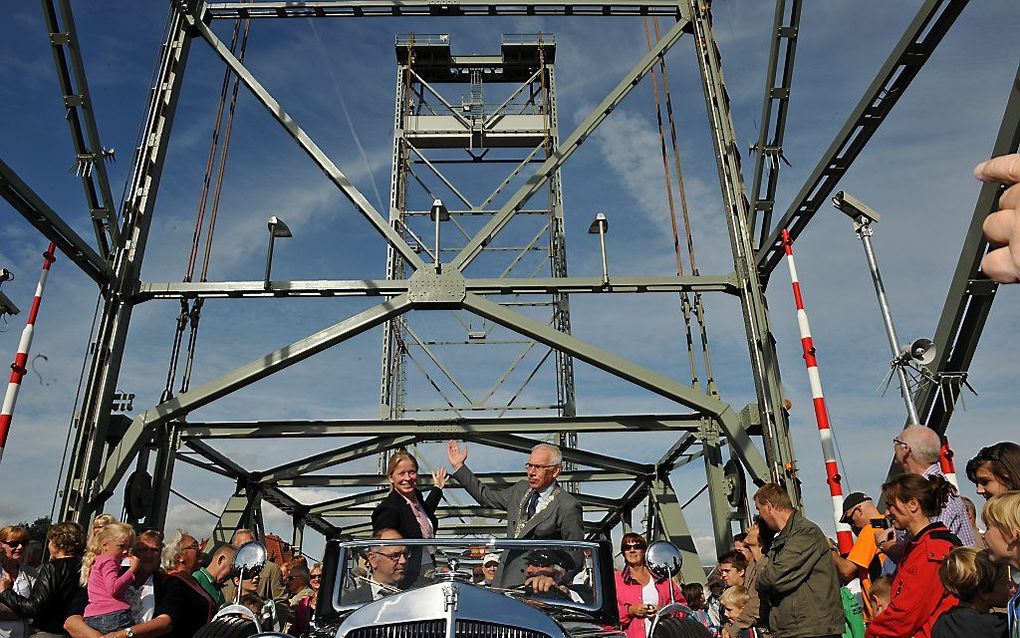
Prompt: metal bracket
<box><xmin>408</xmin><ymin>269</ymin><xmax>467</xmax><ymax>307</ymax></box>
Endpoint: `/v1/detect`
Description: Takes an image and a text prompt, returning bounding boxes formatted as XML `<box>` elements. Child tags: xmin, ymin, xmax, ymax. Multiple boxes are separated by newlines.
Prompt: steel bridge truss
<box><xmin>12</xmin><ymin>0</ymin><xmax>1001</xmax><ymax>570</ymax></box>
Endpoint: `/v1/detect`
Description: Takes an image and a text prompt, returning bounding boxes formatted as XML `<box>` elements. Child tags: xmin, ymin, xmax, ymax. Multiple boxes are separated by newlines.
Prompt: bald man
<box><xmin>974</xmin><ymin>153</ymin><xmax>1020</xmax><ymax>283</ymax></box>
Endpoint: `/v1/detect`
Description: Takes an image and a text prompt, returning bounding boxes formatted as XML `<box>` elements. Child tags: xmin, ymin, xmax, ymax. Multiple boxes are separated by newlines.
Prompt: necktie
<box><xmin>526</xmin><ymin>489</ymin><xmax>540</xmax><ymax>520</ymax></box>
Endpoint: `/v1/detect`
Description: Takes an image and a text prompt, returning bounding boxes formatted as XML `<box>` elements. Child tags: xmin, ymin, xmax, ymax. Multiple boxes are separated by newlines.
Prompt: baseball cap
<box><xmin>482</xmin><ymin>553</ymin><xmax>500</xmax><ymax>566</ymax></box>
<box><xmin>840</xmin><ymin>492</ymin><xmax>872</xmax><ymax>524</ymax></box>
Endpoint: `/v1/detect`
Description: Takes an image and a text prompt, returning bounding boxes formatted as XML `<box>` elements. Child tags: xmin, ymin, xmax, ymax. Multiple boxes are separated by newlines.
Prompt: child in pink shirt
<box><xmin>80</xmin><ymin>522</ymin><xmax>140</xmax><ymax>632</ymax></box>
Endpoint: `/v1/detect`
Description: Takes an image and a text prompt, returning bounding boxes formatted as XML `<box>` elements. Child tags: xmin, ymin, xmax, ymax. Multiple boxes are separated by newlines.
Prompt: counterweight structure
<box><xmin>3</xmin><ymin>0</ymin><xmax>1006</xmax><ymax>575</ymax></box>
<box><xmin>380</xmin><ymin>35</ymin><xmax>577</xmax><ymax>439</ymax></box>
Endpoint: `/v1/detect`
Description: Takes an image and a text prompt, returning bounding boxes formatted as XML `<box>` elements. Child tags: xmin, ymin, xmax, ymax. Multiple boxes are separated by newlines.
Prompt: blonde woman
<box><xmin>372</xmin><ymin>450</ymin><xmax>447</xmax><ymax>584</ymax></box>
<box><xmin>0</xmin><ymin>525</ymin><xmax>35</xmax><ymax>638</ymax></box>
<box><xmin>981</xmin><ymin>491</ymin><xmax>1020</xmax><ymax>638</ymax></box>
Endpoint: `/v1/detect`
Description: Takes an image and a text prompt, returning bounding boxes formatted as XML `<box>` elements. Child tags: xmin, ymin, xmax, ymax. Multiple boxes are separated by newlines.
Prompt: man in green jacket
<box><xmin>754</xmin><ymin>483</ymin><xmax>844</xmax><ymax>638</ymax></box>
<box><xmin>193</xmin><ymin>544</ymin><xmax>236</xmax><ymax>607</ymax></box>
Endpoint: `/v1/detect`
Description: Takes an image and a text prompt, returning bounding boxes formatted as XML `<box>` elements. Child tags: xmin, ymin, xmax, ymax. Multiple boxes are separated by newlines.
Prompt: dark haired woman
<box><xmin>0</xmin><ymin>522</ymin><xmax>87</xmax><ymax>638</ymax></box>
<box><xmin>866</xmin><ymin>474</ymin><xmax>961</xmax><ymax>638</ymax></box>
<box><xmin>614</xmin><ymin>533</ymin><xmax>686</xmax><ymax>638</ymax></box>
<box><xmin>966</xmin><ymin>442</ymin><xmax>1020</xmax><ymax>500</ymax></box>
<box><xmin>371</xmin><ymin>450</ymin><xmax>447</xmax><ymax>584</ymax></box>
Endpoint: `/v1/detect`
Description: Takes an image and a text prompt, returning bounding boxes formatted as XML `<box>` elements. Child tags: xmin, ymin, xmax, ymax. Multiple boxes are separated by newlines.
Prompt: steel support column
<box><xmin>689</xmin><ymin>0</ymin><xmax>796</xmax><ymax>494</ymax></box>
<box><xmin>59</xmin><ymin>6</ymin><xmax>193</xmax><ymax>525</ymax></box>
<box><xmin>649</xmin><ymin>476</ymin><xmax>705</xmax><ymax>584</ymax></box>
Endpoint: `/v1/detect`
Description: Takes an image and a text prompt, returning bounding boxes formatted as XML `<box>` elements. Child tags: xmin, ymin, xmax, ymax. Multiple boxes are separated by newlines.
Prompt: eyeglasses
<box><xmin>524</xmin><ymin>463</ymin><xmax>559</xmax><ymax>471</ymax></box>
<box><xmin>1</xmin><ymin>540</ymin><xmax>26</xmax><ymax>549</ymax></box>
<box><xmin>622</xmin><ymin>544</ymin><xmax>646</xmax><ymax>551</ymax></box>
<box><xmin>893</xmin><ymin>438</ymin><xmax>910</xmax><ymax>449</ymax></box>
<box><xmin>483</xmin><ymin>563</ymin><xmax>498</xmax><ymax>569</ymax></box>
<box><xmin>180</xmin><ymin>543</ymin><xmax>200</xmax><ymax>552</ymax></box>
<box><xmin>373</xmin><ymin>549</ymin><xmax>410</xmax><ymax>562</ymax></box>
<box><xmin>847</xmin><ymin>505</ymin><xmax>863</xmax><ymax>521</ymax></box>
<box><xmin>310</xmin><ymin>574</ymin><xmax>322</xmax><ymax>581</ymax></box>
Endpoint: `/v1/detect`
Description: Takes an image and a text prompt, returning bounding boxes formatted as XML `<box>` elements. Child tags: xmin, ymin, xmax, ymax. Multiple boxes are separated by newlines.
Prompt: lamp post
<box><xmin>588</xmin><ymin>212</ymin><xmax>609</xmax><ymax>286</ymax></box>
<box><xmin>430</xmin><ymin>198</ymin><xmax>450</xmax><ymax>273</ymax></box>
<box><xmin>833</xmin><ymin>191</ymin><xmax>920</xmax><ymax>424</ymax></box>
<box><xmin>264</xmin><ymin>215</ymin><xmax>292</xmax><ymax>290</ymax></box>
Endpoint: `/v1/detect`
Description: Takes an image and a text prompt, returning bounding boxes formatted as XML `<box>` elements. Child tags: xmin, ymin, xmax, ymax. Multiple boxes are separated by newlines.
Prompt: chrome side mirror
<box><xmin>645</xmin><ymin>540</ymin><xmax>682</xmax><ymax>580</ymax></box>
<box><xmin>234</xmin><ymin>541</ymin><xmax>268</xmax><ymax>579</ymax></box>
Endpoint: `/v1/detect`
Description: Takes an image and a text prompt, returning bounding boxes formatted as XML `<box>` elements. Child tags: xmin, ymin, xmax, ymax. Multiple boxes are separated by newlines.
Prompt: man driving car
<box><xmin>522</xmin><ymin>549</ymin><xmax>591</xmax><ymax>604</ymax></box>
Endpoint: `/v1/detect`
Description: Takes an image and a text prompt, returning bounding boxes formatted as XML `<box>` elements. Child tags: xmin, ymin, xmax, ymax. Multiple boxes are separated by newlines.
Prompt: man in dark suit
<box><xmin>344</xmin><ymin>529</ymin><xmax>411</xmax><ymax>604</ymax></box>
<box><xmin>447</xmin><ymin>440</ymin><xmax>584</xmax><ymax>587</ymax></box>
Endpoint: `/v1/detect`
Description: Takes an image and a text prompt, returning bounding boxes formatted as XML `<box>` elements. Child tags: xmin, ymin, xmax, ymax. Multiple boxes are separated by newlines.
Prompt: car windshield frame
<box><xmin>331</xmin><ymin>537</ymin><xmax>606</xmax><ymax>614</ymax></box>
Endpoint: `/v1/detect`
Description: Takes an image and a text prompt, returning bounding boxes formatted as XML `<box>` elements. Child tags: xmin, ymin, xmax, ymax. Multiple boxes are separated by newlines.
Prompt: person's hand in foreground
<box><xmin>975</xmin><ymin>153</ymin><xmax>1020</xmax><ymax>283</ymax></box>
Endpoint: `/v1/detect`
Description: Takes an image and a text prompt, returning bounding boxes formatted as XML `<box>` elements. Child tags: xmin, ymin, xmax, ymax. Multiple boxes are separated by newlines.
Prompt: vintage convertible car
<box><xmin>238</xmin><ymin>537</ymin><xmax>711</xmax><ymax>638</ymax></box>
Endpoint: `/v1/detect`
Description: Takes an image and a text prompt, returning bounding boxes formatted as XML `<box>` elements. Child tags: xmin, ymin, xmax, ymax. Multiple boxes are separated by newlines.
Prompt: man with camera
<box><xmin>830</xmin><ymin>492</ymin><xmax>887</xmax><ymax>621</ymax></box>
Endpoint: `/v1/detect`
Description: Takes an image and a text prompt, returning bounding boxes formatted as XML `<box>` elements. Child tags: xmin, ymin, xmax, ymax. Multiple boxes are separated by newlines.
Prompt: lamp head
<box><xmin>588</xmin><ymin>212</ymin><xmax>609</xmax><ymax>234</ymax></box>
<box><xmin>430</xmin><ymin>198</ymin><xmax>450</xmax><ymax>222</ymax></box>
<box><xmin>832</xmin><ymin>191</ymin><xmax>880</xmax><ymax>224</ymax></box>
<box><xmin>267</xmin><ymin>215</ymin><xmax>293</xmax><ymax>238</ymax></box>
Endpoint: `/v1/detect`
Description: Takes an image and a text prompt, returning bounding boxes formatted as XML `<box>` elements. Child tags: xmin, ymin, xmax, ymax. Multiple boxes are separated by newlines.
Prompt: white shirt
<box><xmin>128</xmin><ymin>574</ymin><xmax>156</xmax><ymax>623</ymax></box>
<box><xmin>534</xmin><ymin>482</ymin><xmax>557</xmax><ymax>513</ymax></box>
<box><xmin>641</xmin><ymin>579</ymin><xmax>659</xmax><ymax>634</ymax></box>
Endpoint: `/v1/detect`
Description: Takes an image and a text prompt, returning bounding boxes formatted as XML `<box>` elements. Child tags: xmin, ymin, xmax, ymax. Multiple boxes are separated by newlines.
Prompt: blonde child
<box><xmin>721</xmin><ymin>586</ymin><xmax>757</xmax><ymax>638</ymax></box>
<box><xmin>868</xmin><ymin>577</ymin><xmax>893</xmax><ymax>619</ymax></box>
<box><xmin>80</xmin><ymin>522</ymin><xmax>140</xmax><ymax>632</ymax></box>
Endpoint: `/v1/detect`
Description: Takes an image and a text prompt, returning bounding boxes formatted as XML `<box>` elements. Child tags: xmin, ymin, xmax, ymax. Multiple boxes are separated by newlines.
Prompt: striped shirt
<box><xmin>922</xmin><ymin>464</ymin><xmax>977</xmax><ymax>546</ymax></box>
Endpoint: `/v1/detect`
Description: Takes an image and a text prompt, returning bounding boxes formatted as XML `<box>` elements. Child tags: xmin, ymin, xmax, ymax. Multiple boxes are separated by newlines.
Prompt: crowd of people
<box><xmin>0</xmin><ymin>519</ymin><xmax>323</xmax><ymax>638</ymax></box>
<box><xmin>638</xmin><ymin>436</ymin><xmax>1020</xmax><ymax>638</ymax></box>
<box><xmin>0</xmin><ymin>434</ymin><xmax>1017</xmax><ymax>638</ymax></box>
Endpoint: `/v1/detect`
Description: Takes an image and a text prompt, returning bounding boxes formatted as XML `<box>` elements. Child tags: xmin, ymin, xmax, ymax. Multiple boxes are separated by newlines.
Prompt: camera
<box><xmin>870</xmin><ymin>517</ymin><xmax>891</xmax><ymax>530</ymax></box>
<box><xmin>833</xmin><ymin>190</ymin><xmax>881</xmax><ymax>224</ymax></box>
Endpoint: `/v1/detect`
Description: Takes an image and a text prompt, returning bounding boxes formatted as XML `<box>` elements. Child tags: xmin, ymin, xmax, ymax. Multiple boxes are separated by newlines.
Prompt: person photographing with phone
<box><xmin>829</xmin><ymin>492</ymin><xmax>889</xmax><ymax>621</ymax></box>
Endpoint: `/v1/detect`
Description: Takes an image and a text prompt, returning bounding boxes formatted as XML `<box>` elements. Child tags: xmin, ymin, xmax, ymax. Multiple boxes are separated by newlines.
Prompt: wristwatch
<box><xmin>125</xmin><ymin>628</ymin><xmax>135</xmax><ymax>638</ymax></box>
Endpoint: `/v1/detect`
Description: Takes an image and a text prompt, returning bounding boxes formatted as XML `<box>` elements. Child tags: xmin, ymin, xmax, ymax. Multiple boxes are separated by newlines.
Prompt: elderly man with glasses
<box><xmin>885</xmin><ymin>426</ymin><xmax>976</xmax><ymax>548</ymax></box>
<box><xmin>447</xmin><ymin>440</ymin><xmax>584</xmax><ymax>587</ymax></box>
<box><xmin>346</xmin><ymin>529</ymin><xmax>418</xmax><ymax>603</ymax></box>
<box><xmin>829</xmin><ymin>492</ymin><xmax>888</xmax><ymax>621</ymax></box>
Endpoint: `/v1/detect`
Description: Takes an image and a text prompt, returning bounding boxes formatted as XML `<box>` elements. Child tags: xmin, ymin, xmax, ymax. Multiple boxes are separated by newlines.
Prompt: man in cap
<box><xmin>481</xmin><ymin>553</ymin><xmax>500</xmax><ymax>587</ymax></box>
<box><xmin>521</xmin><ymin>549</ymin><xmax>589</xmax><ymax>604</ymax></box>
<box><xmin>830</xmin><ymin>492</ymin><xmax>886</xmax><ymax>621</ymax></box>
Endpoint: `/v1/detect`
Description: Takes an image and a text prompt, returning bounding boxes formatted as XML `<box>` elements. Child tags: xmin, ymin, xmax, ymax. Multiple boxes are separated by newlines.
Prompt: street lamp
<box><xmin>430</xmin><ymin>198</ymin><xmax>450</xmax><ymax>273</ymax></box>
<box><xmin>588</xmin><ymin>212</ymin><xmax>609</xmax><ymax>286</ymax></box>
<box><xmin>264</xmin><ymin>215</ymin><xmax>293</xmax><ymax>290</ymax></box>
<box><xmin>833</xmin><ymin>191</ymin><xmax>922</xmax><ymax>424</ymax></box>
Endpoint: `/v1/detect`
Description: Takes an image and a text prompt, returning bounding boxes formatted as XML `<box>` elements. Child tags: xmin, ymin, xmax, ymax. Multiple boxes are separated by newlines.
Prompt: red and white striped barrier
<box><xmin>782</xmin><ymin>229</ymin><xmax>853</xmax><ymax>553</ymax></box>
<box><xmin>939</xmin><ymin>436</ymin><xmax>958</xmax><ymax>488</ymax></box>
<box><xmin>0</xmin><ymin>242</ymin><xmax>57</xmax><ymax>464</ymax></box>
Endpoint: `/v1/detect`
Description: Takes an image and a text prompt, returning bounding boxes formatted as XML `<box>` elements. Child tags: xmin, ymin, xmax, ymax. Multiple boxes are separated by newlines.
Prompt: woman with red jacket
<box><xmin>615</xmin><ymin>533</ymin><xmax>686</xmax><ymax>638</ymax></box>
<box><xmin>865</xmin><ymin>474</ymin><xmax>962</xmax><ymax>638</ymax></box>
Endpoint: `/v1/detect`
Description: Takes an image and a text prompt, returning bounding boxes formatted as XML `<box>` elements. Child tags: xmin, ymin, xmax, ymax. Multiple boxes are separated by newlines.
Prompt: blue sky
<box><xmin>1</xmin><ymin>2</ymin><xmax>1019</xmax><ymax>562</ymax></box>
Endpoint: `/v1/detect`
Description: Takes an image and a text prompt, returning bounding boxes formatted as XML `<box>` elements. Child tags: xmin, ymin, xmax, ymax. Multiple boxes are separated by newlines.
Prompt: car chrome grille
<box><xmin>456</xmin><ymin>619</ymin><xmax>551</xmax><ymax>638</ymax></box>
<box><xmin>348</xmin><ymin>620</ymin><xmax>447</xmax><ymax>638</ymax></box>
<box><xmin>347</xmin><ymin>620</ymin><xmax>551</xmax><ymax>638</ymax></box>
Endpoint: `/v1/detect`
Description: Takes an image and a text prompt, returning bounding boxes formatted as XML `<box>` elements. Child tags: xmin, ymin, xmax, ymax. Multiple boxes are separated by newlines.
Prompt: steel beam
<box><xmin>259</xmin><ymin>435</ymin><xmax>419</xmax><ymax>483</ymax></box>
<box><xmin>272</xmin><ymin>470</ymin><xmax>636</xmax><ymax>488</ymax></box>
<box><xmin>649</xmin><ymin>476</ymin><xmax>705</xmax><ymax>584</ymax></box>
<box><xmin>203</xmin><ymin>1</ymin><xmax>686</xmax><ymax>19</ymax></box>
<box><xmin>913</xmin><ymin>63</ymin><xmax>1020</xmax><ymax>433</ymax></box>
<box><xmin>134</xmin><ymin>274</ymin><xmax>738</xmax><ymax>301</ymax></box>
<box><xmin>91</xmin><ymin>296</ymin><xmax>412</xmax><ymax>505</ymax></box>
<box><xmin>450</xmin><ymin>14</ymin><xmax>691</xmax><ymax>272</ymax></box>
<box><xmin>59</xmin><ymin>6</ymin><xmax>193</xmax><ymax>525</ymax></box>
<box><xmin>183</xmin><ymin>11</ymin><xmax>426</xmax><ymax>271</ymax></box>
<box><xmin>307</xmin><ymin>489</ymin><xmax>392</xmax><ymax>516</ymax></box>
<box><xmin>211</xmin><ymin>486</ymin><xmax>261</xmax><ymax>545</ymax></box>
<box><xmin>470</xmin><ymin>432</ymin><xmax>653</xmax><ymax>476</ymax></box>
<box><xmin>40</xmin><ymin>0</ymin><xmax>119</xmax><ymax>256</ymax></box>
<box><xmin>748</xmin><ymin>0</ymin><xmax>803</xmax><ymax>249</ymax></box>
<box><xmin>755</xmin><ymin>0</ymin><xmax>970</xmax><ymax>280</ymax></box>
<box><xmin>463</xmin><ymin>293</ymin><xmax>770</xmax><ymax>481</ymax></box>
<box><xmin>689</xmin><ymin>0</ymin><xmax>795</xmax><ymax>491</ymax></box>
<box><xmin>180</xmin><ymin>414</ymin><xmax>704</xmax><ymax>439</ymax></box>
<box><xmin>0</xmin><ymin>158</ymin><xmax>111</xmax><ymax>285</ymax></box>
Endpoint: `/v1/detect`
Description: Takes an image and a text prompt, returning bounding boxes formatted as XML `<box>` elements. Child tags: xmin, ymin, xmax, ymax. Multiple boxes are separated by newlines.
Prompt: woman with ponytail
<box><xmin>865</xmin><ymin>474</ymin><xmax>962</xmax><ymax>638</ymax></box>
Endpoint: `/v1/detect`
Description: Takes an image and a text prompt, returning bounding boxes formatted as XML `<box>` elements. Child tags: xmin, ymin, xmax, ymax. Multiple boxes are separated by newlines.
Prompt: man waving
<box><xmin>447</xmin><ymin>440</ymin><xmax>584</xmax><ymax>586</ymax></box>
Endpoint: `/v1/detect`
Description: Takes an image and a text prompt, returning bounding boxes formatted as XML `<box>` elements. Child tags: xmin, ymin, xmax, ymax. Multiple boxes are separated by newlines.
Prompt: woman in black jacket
<box><xmin>371</xmin><ymin>450</ymin><xmax>447</xmax><ymax>584</ymax></box>
<box><xmin>0</xmin><ymin>522</ymin><xmax>87</xmax><ymax>637</ymax></box>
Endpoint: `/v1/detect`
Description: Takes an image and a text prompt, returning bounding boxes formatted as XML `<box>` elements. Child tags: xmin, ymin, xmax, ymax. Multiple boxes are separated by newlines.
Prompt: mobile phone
<box><xmin>870</xmin><ymin>517</ymin><xmax>890</xmax><ymax>530</ymax></box>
